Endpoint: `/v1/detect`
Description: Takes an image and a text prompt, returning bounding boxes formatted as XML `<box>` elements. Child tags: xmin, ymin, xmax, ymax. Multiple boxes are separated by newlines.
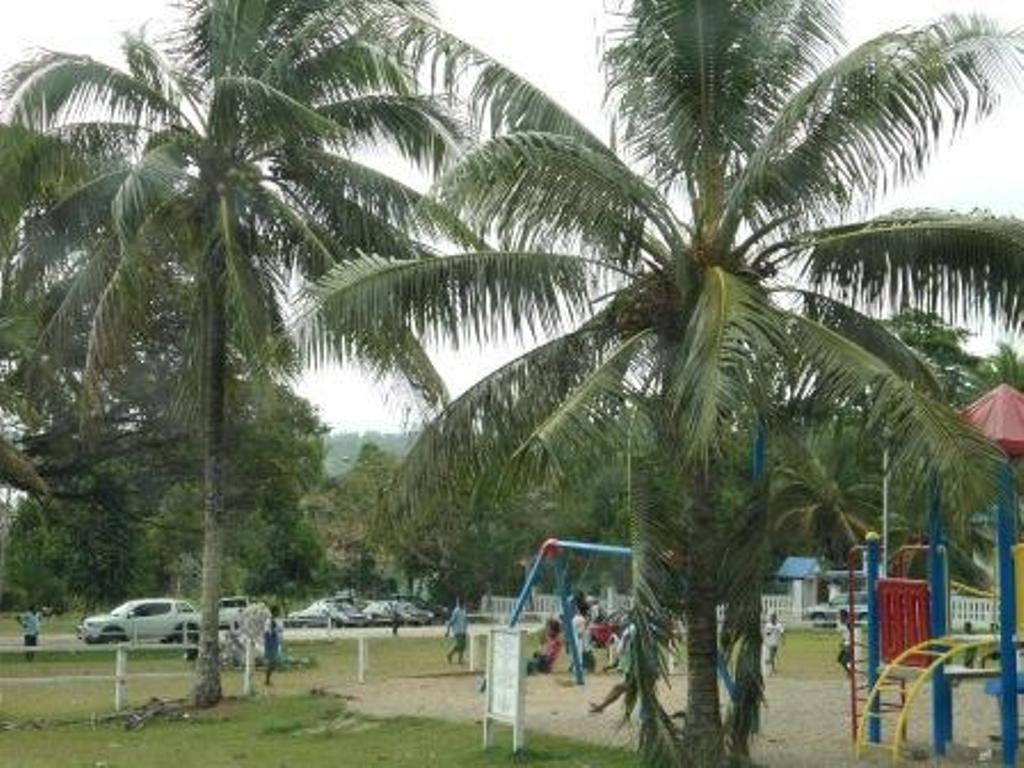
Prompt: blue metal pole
<box><xmin>554</xmin><ymin>554</ymin><xmax>584</xmax><ymax>685</ymax></box>
<box><xmin>509</xmin><ymin>553</ymin><xmax>546</xmax><ymax>627</ymax></box>
<box><xmin>752</xmin><ymin>418</ymin><xmax>766</xmax><ymax>478</ymax></box>
<box><xmin>928</xmin><ymin>479</ymin><xmax>951</xmax><ymax>754</ymax></box>
<box><xmin>997</xmin><ymin>460</ymin><xmax>1018</xmax><ymax>768</ymax></box>
<box><xmin>866</xmin><ymin>533</ymin><xmax>881</xmax><ymax>744</ymax></box>
<box><xmin>544</xmin><ymin>540</ymin><xmax>633</xmax><ymax>558</ymax></box>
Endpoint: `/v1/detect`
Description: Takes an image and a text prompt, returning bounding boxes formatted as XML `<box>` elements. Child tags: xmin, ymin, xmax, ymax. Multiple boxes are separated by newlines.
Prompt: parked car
<box><xmin>363</xmin><ymin>599</ymin><xmax>434</xmax><ymax>626</ymax></box>
<box><xmin>362</xmin><ymin>600</ymin><xmax>398</xmax><ymax>626</ymax></box>
<box><xmin>804</xmin><ymin>592</ymin><xmax>868</xmax><ymax>625</ymax></box>
<box><xmin>218</xmin><ymin>595</ymin><xmax>253</xmax><ymax>629</ymax></box>
<box><xmin>77</xmin><ymin>599</ymin><xmax>199</xmax><ymax>644</ymax></box>
<box><xmin>325</xmin><ymin>598</ymin><xmax>369</xmax><ymax>627</ymax></box>
<box><xmin>394</xmin><ymin>600</ymin><xmax>434</xmax><ymax>626</ymax></box>
<box><xmin>286</xmin><ymin>599</ymin><xmax>367</xmax><ymax>628</ymax></box>
<box><xmin>392</xmin><ymin>595</ymin><xmax>448</xmax><ymax>623</ymax></box>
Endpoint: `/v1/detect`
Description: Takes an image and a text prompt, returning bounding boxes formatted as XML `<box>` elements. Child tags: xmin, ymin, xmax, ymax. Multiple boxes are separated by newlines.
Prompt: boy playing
<box><xmin>764</xmin><ymin>612</ymin><xmax>784</xmax><ymax>675</ymax></box>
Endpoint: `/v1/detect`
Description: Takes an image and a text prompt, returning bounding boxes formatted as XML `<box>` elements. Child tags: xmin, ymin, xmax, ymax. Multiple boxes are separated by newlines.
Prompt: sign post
<box><xmin>484</xmin><ymin>627</ymin><xmax>526</xmax><ymax>754</ymax></box>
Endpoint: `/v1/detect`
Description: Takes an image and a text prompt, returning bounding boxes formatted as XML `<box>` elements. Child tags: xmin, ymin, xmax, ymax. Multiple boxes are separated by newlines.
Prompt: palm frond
<box><xmin>728</xmin><ymin>14</ymin><xmax>1024</xmax><ymax>231</ymax></box>
<box><xmin>4</xmin><ymin>51</ymin><xmax>186</xmax><ymax>132</ymax></box>
<box><xmin>298</xmin><ymin>250</ymin><xmax>594</xmax><ymax>367</ymax></box>
<box><xmin>393</xmin><ymin>311</ymin><xmax>623</xmax><ymax>510</ymax></box>
<box><xmin>395</xmin><ymin>8</ymin><xmax>605</xmax><ymax>146</ymax></box>
<box><xmin>671</xmin><ymin>267</ymin><xmax>783</xmax><ymax>461</ymax></box>
<box><xmin>438</xmin><ymin>132</ymin><xmax>681</xmax><ymax>266</ymax></box>
<box><xmin>793</xmin><ymin>209</ymin><xmax>1024</xmax><ymax>329</ymax></box>
<box><xmin>319</xmin><ymin>94</ymin><xmax>464</xmax><ymax>173</ymax></box>
<box><xmin>606</xmin><ymin>0</ymin><xmax>844</xmax><ymax>191</ymax></box>
<box><xmin>786</xmin><ymin>311</ymin><xmax>1001</xmax><ymax>511</ymax></box>
<box><xmin>275</xmin><ymin>147</ymin><xmax>484</xmax><ymax>252</ymax></box>
<box><xmin>511</xmin><ymin>330</ymin><xmax>652</xmax><ymax>478</ymax></box>
<box><xmin>779</xmin><ymin>287</ymin><xmax>941</xmax><ymax>395</ymax></box>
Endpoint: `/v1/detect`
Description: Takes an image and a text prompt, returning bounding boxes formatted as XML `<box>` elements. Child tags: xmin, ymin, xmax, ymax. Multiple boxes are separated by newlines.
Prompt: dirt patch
<box><xmin>335</xmin><ymin>671</ymin><xmax>1010</xmax><ymax>766</ymax></box>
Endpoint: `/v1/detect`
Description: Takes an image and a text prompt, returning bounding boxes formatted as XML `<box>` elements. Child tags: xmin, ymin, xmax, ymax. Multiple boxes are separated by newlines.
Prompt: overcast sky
<box><xmin>3</xmin><ymin>1</ymin><xmax>1024</xmax><ymax>431</ymax></box>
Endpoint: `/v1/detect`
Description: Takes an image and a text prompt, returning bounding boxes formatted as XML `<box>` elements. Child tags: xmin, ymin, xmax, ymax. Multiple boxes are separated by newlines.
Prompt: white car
<box><xmin>804</xmin><ymin>592</ymin><xmax>868</xmax><ymax>625</ymax></box>
<box><xmin>285</xmin><ymin>599</ymin><xmax>367</xmax><ymax>628</ymax></box>
<box><xmin>77</xmin><ymin>599</ymin><xmax>199</xmax><ymax>644</ymax></box>
<box><xmin>219</xmin><ymin>596</ymin><xmax>253</xmax><ymax>629</ymax></box>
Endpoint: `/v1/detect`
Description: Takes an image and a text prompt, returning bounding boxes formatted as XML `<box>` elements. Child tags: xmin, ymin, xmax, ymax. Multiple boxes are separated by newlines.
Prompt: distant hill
<box><xmin>323</xmin><ymin>431</ymin><xmax>416</xmax><ymax>476</ymax></box>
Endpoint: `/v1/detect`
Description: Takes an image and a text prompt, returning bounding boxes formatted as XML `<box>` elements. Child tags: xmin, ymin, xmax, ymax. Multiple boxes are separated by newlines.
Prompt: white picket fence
<box><xmin>950</xmin><ymin>595</ymin><xmax>997</xmax><ymax>630</ymax></box>
<box><xmin>479</xmin><ymin>592</ymin><xmax>997</xmax><ymax>630</ymax></box>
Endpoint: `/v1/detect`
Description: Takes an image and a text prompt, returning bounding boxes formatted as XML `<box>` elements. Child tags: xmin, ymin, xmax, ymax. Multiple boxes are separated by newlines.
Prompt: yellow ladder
<box><xmin>855</xmin><ymin>636</ymin><xmax>998</xmax><ymax>764</ymax></box>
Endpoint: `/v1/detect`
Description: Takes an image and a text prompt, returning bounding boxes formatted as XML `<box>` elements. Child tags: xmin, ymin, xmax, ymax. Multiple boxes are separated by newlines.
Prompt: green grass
<box><xmin>0</xmin><ymin>694</ymin><xmax>640</xmax><ymax>767</ymax></box>
<box><xmin>769</xmin><ymin>629</ymin><xmax>844</xmax><ymax>680</ymax></box>
<box><xmin>0</xmin><ymin>636</ymin><xmax>486</xmax><ymax>721</ymax></box>
<box><xmin>0</xmin><ymin>612</ymin><xmax>80</xmax><ymax>637</ymax></box>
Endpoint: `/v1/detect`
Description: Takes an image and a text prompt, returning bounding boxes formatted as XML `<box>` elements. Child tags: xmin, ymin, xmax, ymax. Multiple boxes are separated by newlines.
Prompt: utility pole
<box><xmin>881</xmin><ymin>448</ymin><xmax>889</xmax><ymax>577</ymax></box>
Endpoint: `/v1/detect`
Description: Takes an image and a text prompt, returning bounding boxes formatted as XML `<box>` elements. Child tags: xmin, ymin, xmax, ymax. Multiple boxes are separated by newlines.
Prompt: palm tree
<box><xmin>0</xmin><ymin>0</ymin><xmax>470</xmax><ymax>706</ymax></box>
<box><xmin>770</xmin><ymin>425</ymin><xmax>879</xmax><ymax>565</ymax></box>
<box><xmin>979</xmin><ymin>342</ymin><xmax>1024</xmax><ymax>391</ymax></box>
<box><xmin>309</xmin><ymin>3</ymin><xmax>1024</xmax><ymax>763</ymax></box>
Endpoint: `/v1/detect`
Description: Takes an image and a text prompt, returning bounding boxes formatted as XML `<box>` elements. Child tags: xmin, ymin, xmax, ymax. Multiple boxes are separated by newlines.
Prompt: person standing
<box><xmin>390</xmin><ymin>602</ymin><xmax>401</xmax><ymax>636</ymax></box>
<box><xmin>445</xmin><ymin>599</ymin><xmax>468</xmax><ymax>665</ymax></box>
<box><xmin>263</xmin><ymin>606</ymin><xmax>283</xmax><ymax>687</ymax></box>
<box><xmin>837</xmin><ymin>609</ymin><xmax>852</xmax><ymax>675</ymax></box>
<box><xmin>18</xmin><ymin>606</ymin><xmax>40</xmax><ymax>661</ymax></box>
<box><xmin>763</xmin><ymin>612</ymin><xmax>784</xmax><ymax>675</ymax></box>
<box><xmin>590</xmin><ymin>621</ymin><xmax>636</xmax><ymax>714</ymax></box>
<box><xmin>571</xmin><ymin>606</ymin><xmax>594</xmax><ymax>673</ymax></box>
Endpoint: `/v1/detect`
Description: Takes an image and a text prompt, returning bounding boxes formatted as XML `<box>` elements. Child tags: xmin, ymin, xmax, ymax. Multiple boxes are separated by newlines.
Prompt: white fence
<box><xmin>950</xmin><ymin>595</ymin><xmax>996</xmax><ymax>630</ymax></box>
<box><xmin>0</xmin><ymin>643</ymin><xmax>197</xmax><ymax>712</ymax></box>
<box><xmin>479</xmin><ymin>592</ymin><xmax>997</xmax><ymax>630</ymax></box>
<box><xmin>481</xmin><ymin>592</ymin><xmax>795</xmax><ymax>622</ymax></box>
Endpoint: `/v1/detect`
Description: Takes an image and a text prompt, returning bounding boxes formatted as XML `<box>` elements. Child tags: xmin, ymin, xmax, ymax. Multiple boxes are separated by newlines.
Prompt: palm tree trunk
<box><xmin>684</xmin><ymin>465</ymin><xmax>724</xmax><ymax>765</ymax></box>
<box><xmin>192</xmin><ymin>244</ymin><xmax>227</xmax><ymax>708</ymax></box>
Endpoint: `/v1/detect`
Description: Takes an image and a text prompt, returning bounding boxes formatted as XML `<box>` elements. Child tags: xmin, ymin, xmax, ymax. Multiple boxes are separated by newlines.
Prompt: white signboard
<box><xmin>484</xmin><ymin>627</ymin><xmax>526</xmax><ymax>752</ymax></box>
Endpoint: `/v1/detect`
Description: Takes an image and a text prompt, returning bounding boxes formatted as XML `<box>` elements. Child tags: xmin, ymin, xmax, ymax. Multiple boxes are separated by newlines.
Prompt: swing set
<box><xmin>507</xmin><ymin>537</ymin><xmax>739</xmax><ymax>701</ymax></box>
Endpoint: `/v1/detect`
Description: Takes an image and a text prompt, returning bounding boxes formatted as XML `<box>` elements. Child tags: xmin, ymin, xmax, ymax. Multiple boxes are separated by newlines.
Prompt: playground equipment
<box><xmin>508</xmin><ymin>538</ymin><xmax>633</xmax><ymax>686</ymax></box>
<box><xmin>507</xmin><ymin>537</ymin><xmax>739</xmax><ymax>702</ymax></box>
<box><xmin>853</xmin><ymin>384</ymin><xmax>1024</xmax><ymax>767</ymax></box>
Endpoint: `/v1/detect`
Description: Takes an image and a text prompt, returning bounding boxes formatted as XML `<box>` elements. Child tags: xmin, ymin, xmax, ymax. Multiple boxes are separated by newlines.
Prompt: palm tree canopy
<box><xmin>0</xmin><ymin>0</ymin><xmax>480</xmax><ymax>409</ymax></box>
<box><xmin>310</xmin><ymin>2</ymin><xmax>1024</xmax><ymax>512</ymax></box>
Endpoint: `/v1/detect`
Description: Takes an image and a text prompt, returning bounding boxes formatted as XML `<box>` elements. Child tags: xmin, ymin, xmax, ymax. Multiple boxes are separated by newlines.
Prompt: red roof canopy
<box><xmin>961</xmin><ymin>384</ymin><xmax>1024</xmax><ymax>458</ymax></box>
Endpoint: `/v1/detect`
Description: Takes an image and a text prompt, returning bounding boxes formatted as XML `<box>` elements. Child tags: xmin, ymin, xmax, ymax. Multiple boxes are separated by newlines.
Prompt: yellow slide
<box><xmin>855</xmin><ymin>636</ymin><xmax>998</xmax><ymax>765</ymax></box>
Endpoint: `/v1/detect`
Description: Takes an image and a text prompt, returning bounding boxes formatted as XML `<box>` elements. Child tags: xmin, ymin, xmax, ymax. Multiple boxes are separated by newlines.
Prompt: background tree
<box><xmin>1</xmin><ymin>0</ymin><xmax>468</xmax><ymax>705</ymax></box>
<box><xmin>310</xmin><ymin>4</ymin><xmax>1024</xmax><ymax>763</ymax></box>
<box><xmin>886</xmin><ymin>309</ymin><xmax>982</xmax><ymax>405</ymax></box>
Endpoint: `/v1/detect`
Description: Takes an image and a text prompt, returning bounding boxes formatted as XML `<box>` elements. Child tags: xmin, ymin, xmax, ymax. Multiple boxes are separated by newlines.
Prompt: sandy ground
<box><xmin>336</xmin><ymin>670</ymin><xmax>1014</xmax><ymax>766</ymax></box>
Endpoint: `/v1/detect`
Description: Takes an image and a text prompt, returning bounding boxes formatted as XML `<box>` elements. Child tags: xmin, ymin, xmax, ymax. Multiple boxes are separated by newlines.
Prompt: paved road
<box><xmin>0</xmin><ymin>621</ymin><xmax>534</xmax><ymax>649</ymax></box>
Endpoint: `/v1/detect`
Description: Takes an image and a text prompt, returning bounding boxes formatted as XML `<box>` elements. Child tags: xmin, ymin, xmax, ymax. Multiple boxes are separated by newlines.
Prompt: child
<box><xmin>837</xmin><ymin>609</ymin><xmax>852</xmax><ymax>675</ymax></box>
<box><xmin>526</xmin><ymin>618</ymin><xmax>563</xmax><ymax>675</ymax></box>
<box><xmin>763</xmin><ymin>612</ymin><xmax>784</xmax><ymax>675</ymax></box>
<box><xmin>17</xmin><ymin>606</ymin><xmax>40</xmax><ymax>662</ymax></box>
<box><xmin>962</xmin><ymin>621</ymin><xmax>977</xmax><ymax>668</ymax></box>
<box><xmin>263</xmin><ymin>606</ymin><xmax>283</xmax><ymax>687</ymax></box>
<box><xmin>571</xmin><ymin>606</ymin><xmax>595</xmax><ymax>673</ymax></box>
<box><xmin>590</xmin><ymin>621</ymin><xmax>636</xmax><ymax>714</ymax></box>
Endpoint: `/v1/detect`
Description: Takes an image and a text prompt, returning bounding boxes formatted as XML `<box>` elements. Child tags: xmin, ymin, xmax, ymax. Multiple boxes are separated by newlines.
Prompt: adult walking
<box><xmin>445</xmin><ymin>599</ymin><xmax>468</xmax><ymax>665</ymax></box>
<box><xmin>263</xmin><ymin>606</ymin><xmax>283</xmax><ymax>687</ymax></box>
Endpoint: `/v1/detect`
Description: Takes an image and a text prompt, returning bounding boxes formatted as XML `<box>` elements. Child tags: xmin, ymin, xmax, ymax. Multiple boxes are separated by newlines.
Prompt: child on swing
<box><xmin>527</xmin><ymin>618</ymin><xmax>563</xmax><ymax>675</ymax></box>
